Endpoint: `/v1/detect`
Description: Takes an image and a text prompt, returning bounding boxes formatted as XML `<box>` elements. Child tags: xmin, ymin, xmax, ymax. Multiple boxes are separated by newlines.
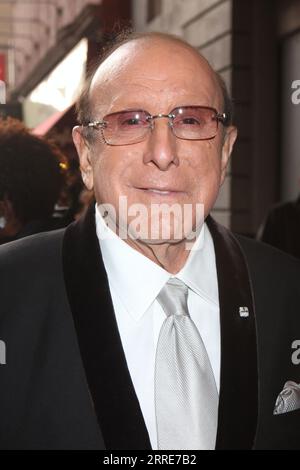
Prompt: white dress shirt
<box><xmin>95</xmin><ymin>205</ymin><xmax>220</xmax><ymax>450</ymax></box>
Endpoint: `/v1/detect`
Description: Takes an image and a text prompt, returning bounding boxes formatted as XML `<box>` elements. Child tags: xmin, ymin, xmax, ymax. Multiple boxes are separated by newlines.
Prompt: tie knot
<box><xmin>157</xmin><ymin>278</ymin><xmax>189</xmax><ymax>317</ymax></box>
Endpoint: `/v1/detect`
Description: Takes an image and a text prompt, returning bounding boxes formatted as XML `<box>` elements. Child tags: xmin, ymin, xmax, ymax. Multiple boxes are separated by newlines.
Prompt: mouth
<box><xmin>138</xmin><ymin>189</ymin><xmax>185</xmax><ymax>200</ymax></box>
<box><xmin>134</xmin><ymin>186</ymin><xmax>185</xmax><ymax>196</ymax></box>
<box><xmin>143</xmin><ymin>189</ymin><xmax>176</xmax><ymax>195</ymax></box>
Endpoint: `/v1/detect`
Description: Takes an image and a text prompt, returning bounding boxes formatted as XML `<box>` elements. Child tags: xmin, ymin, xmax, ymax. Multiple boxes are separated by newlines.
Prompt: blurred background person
<box><xmin>74</xmin><ymin>188</ymin><xmax>95</xmax><ymax>221</ymax></box>
<box><xmin>57</xmin><ymin>158</ymin><xmax>86</xmax><ymax>224</ymax></box>
<box><xmin>258</xmin><ymin>182</ymin><xmax>300</xmax><ymax>259</ymax></box>
<box><xmin>0</xmin><ymin>117</ymin><xmax>68</xmax><ymax>245</ymax></box>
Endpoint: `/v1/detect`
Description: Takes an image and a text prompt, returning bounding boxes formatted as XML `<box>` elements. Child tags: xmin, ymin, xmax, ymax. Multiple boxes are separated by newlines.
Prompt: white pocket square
<box><xmin>273</xmin><ymin>381</ymin><xmax>300</xmax><ymax>415</ymax></box>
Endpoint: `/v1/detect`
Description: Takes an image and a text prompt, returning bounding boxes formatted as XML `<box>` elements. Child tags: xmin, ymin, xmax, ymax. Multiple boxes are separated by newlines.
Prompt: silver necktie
<box><xmin>154</xmin><ymin>277</ymin><xmax>218</xmax><ymax>450</ymax></box>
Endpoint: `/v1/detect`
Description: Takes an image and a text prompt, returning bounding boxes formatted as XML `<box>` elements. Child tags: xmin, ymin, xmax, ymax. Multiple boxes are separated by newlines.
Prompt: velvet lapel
<box><xmin>206</xmin><ymin>216</ymin><xmax>258</xmax><ymax>449</ymax></box>
<box><xmin>62</xmin><ymin>204</ymin><xmax>152</xmax><ymax>450</ymax></box>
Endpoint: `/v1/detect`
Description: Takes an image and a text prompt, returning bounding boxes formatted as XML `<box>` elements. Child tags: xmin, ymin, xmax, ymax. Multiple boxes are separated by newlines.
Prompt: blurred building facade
<box><xmin>0</xmin><ymin>0</ymin><xmax>130</xmax><ymax>100</ymax></box>
<box><xmin>0</xmin><ymin>0</ymin><xmax>130</xmax><ymax>158</ymax></box>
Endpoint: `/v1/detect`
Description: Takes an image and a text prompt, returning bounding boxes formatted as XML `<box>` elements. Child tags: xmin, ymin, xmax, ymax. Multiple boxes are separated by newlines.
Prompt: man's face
<box><xmin>73</xmin><ymin>39</ymin><xmax>237</xmax><ymax>244</ymax></box>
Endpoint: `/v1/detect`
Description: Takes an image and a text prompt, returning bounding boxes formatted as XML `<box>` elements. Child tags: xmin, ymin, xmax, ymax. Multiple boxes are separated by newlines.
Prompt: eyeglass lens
<box><xmin>102</xmin><ymin>107</ymin><xmax>219</xmax><ymax>145</ymax></box>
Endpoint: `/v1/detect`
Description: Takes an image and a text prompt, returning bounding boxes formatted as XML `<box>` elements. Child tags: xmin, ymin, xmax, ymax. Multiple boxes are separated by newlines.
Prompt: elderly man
<box><xmin>0</xmin><ymin>32</ymin><xmax>299</xmax><ymax>451</ymax></box>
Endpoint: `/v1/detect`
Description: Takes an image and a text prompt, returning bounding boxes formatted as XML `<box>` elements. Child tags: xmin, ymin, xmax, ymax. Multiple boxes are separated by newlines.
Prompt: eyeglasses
<box><xmin>85</xmin><ymin>106</ymin><xmax>227</xmax><ymax>146</ymax></box>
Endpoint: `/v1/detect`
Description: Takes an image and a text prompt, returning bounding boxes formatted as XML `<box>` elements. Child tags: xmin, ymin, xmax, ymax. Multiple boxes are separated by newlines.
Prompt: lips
<box><xmin>146</xmin><ymin>189</ymin><xmax>173</xmax><ymax>194</ymax></box>
<box><xmin>131</xmin><ymin>187</ymin><xmax>187</xmax><ymax>201</ymax></box>
<box><xmin>143</xmin><ymin>189</ymin><xmax>178</xmax><ymax>194</ymax></box>
<box><xmin>136</xmin><ymin>186</ymin><xmax>183</xmax><ymax>193</ymax></box>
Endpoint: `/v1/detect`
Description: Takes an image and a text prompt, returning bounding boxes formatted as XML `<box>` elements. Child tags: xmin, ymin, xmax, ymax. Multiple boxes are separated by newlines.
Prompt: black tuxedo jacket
<box><xmin>0</xmin><ymin>205</ymin><xmax>299</xmax><ymax>450</ymax></box>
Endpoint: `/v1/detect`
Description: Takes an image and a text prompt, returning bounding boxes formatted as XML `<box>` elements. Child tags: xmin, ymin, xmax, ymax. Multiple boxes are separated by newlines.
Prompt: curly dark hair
<box><xmin>0</xmin><ymin>118</ymin><xmax>65</xmax><ymax>224</ymax></box>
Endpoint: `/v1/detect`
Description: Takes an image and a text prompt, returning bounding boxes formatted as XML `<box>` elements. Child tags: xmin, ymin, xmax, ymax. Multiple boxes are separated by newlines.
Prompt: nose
<box><xmin>143</xmin><ymin>116</ymin><xmax>179</xmax><ymax>170</ymax></box>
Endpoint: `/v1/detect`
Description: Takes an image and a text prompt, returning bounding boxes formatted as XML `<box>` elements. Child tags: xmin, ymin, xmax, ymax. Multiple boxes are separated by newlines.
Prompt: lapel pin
<box><xmin>239</xmin><ymin>306</ymin><xmax>249</xmax><ymax>318</ymax></box>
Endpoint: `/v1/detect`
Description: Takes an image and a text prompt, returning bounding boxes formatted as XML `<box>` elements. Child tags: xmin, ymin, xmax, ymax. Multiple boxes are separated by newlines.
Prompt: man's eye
<box><xmin>123</xmin><ymin>118</ymin><xmax>141</xmax><ymax>126</ymax></box>
<box><xmin>181</xmin><ymin>117</ymin><xmax>202</xmax><ymax>125</ymax></box>
<box><xmin>119</xmin><ymin>114</ymin><xmax>149</xmax><ymax>127</ymax></box>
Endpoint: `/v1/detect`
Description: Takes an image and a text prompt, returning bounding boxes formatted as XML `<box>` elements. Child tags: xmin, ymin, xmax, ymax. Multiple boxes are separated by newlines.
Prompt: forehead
<box><xmin>89</xmin><ymin>38</ymin><xmax>222</xmax><ymax>113</ymax></box>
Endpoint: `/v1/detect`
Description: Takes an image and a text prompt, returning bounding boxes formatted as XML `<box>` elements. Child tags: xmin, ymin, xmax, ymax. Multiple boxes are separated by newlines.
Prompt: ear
<box><xmin>72</xmin><ymin>126</ymin><xmax>94</xmax><ymax>190</ymax></box>
<box><xmin>220</xmin><ymin>125</ymin><xmax>237</xmax><ymax>186</ymax></box>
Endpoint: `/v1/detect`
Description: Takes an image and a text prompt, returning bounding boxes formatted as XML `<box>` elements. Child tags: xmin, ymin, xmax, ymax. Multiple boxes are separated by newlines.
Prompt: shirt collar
<box><xmin>95</xmin><ymin>204</ymin><xmax>218</xmax><ymax>321</ymax></box>
<box><xmin>177</xmin><ymin>223</ymin><xmax>219</xmax><ymax>304</ymax></box>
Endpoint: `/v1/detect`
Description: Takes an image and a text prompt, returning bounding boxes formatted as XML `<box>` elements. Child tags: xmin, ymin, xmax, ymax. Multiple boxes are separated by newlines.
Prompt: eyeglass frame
<box><xmin>83</xmin><ymin>105</ymin><xmax>228</xmax><ymax>146</ymax></box>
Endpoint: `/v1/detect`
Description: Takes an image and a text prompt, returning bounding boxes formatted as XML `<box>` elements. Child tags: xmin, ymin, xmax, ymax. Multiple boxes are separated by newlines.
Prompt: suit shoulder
<box><xmin>0</xmin><ymin>229</ymin><xmax>65</xmax><ymax>272</ymax></box>
<box><xmin>234</xmin><ymin>232</ymin><xmax>300</xmax><ymax>277</ymax></box>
